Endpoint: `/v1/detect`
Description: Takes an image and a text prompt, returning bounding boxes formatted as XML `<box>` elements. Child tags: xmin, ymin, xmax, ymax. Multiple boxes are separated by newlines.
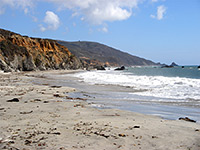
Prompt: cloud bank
<box><xmin>0</xmin><ymin>0</ymin><xmax>168</xmax><ymax>32</ymax></box>
<box><xmin>46</xmin><ymin>0</ymin><xmax>140</xmax><ymax>25</ymax></box>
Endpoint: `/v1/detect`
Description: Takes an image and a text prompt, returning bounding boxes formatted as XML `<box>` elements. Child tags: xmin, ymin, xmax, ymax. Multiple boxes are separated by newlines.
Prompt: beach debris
<box><xmin>133</xmin><ymin>126</ymin><xmax>140</xmax><ymax>128</ymax></box>
<box><xmin>0</xmin><ymin>108</ymin><xmax>5</xmax><ymax>110</ymax></box>
<box><xmin>118</xmin><ymin>133</ymin><xmax>126</xmax><ymax>137</ymax></box>
<box><xmin>38</xmin><ymin>142</ymin><xmax>46</xmax><ymax>146</ymax></box>
<box><xmin>179</xmin><ymin>117</ymin><xmax>196</xmax><ymax>123</ymax></box>
<box><xmin>66</xmin><ymin>96</ymin><xmax>87</xmax><ymax>101</ymax></box>
<box><xmin>50</xmin><ymin>85</ymin><xmax>62</xmax><ymax>88</ymax></box>
<box><xmin>195</xmin><ymin>129</ymin><xmax>199</xmax><ymax>132</ymax></box>
<box><xmin>74</xmin><ymin>104</ymin><xmax>84</xmax><ymax>107</ymax></box>
<box><xmin>47</xmin><ymin>132</ymin><xmax>61</xmax><ymax>135</ymax></box>
<box><xmin>20</xmin><ymin>111</ymin><xmax>33</xmax><ymax>114</ymax></box>
<box><xmin>53</xmin><ymin>94</ymin><xmax>63</xmax><ymax>97</ymax></box>
<box><xmin>152</xmin><ymin>136</ymin><xmax>158</xmax><ymax>139</ymax></box>
<box><xmin>43</xmin><ymin>101</ymin><xmax>49</xmax><ymax>103</ymax></box>
<box><xmin>7</xmin><ymin>98</ymin><xmax>19</xmax><ymax>102</ymax></box>
<box><xmin>103</xmin><ymin>113</ymin><xmax>120</xmax><ymax>117</ymax></box>
<box><xmin>32</xmin><ymin>99</ymin><xmax>42</xmax><ymax>102</ymax></box>
<box><xmin>25</xmin><ymin>139</ymin><xmax>32</xmax><ymax>145</ymax></box>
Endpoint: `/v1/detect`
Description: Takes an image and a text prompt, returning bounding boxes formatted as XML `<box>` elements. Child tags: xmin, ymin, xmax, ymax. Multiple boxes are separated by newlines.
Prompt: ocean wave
<box><xmin>72</xmin><ymin>70</ymin><xmax>200</xmax><ymax>101</ymax></box>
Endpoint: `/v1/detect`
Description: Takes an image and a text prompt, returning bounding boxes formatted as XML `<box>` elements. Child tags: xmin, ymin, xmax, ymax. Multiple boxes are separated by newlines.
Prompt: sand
<box><xmin>0</xmin><ymin>70</ymin><xmax>200</xmax><ymax>150</ymax></box>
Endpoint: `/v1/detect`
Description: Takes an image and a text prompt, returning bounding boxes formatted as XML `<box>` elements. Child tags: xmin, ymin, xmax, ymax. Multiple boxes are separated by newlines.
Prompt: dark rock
<box><xmin>170</xmin><ymin>62</ymin><xmax>178</xmax><ymax>67</ymax></box>
<box><xmin>198</xmin><ymin>65</ymin><xmax>200</xmax><ymax>69</ymax></box>
<box><xmin>152</xmin><ymin>136</ymin><xmax>158</xmax><ymax>139</ymax></box>
<box><xmin>25</xmin><ymin>140</ymin><xmax>32</xmax><ymax>145</ymax></box>
<box><xmin>47</xmin><ymin>132</ymin><xmax>61</xmax><ymax>135</ymax></box>
<box><xmin>179</xmin><ymin>117</ymin><xmax>196</xmax><ymax>123</ymax></box>
<box><xmin>20</xmin><ymin>111</ymin><xmax>33</xmax><ymax>114</ymax></box>
<box><xmin>115</xmin><ymin>66</ymin><xmax>125</xmax><ymax>71</ymax></box>
<box><xmin>22</xmin><ymin>55</ymin><xmax>36</xmax><ymax>71</ymax></box>
<box><xmin>50</xmin><ymin>86</ymin><xmax>62</xmax><ymax>88</ymax></box>
<box><xmin>182</xmin><ymin>66</ymin><xmax>184</xmax><ymax>68</ymax></box>
<box><xmin>133</xmin><ymin>126</ymin><xmax>140</xmax><ymax>128</ymax></box>
<box><xmin>162</xmin><ymin>62</ymin><xmax>178</xmax><ymax>68</ymax></box>
<box><xmin>7</xmin><ymin>98</ymin><xmax>19</xmax><ymax>102</ymax></box>
<box><xmin>118</xmin><ymin>133</ymin><xmax>126</xmax><ymax>137</ymax></box>
<box><xmin>161</xmin><ymin>65</ymin><xmax>173</xmax><ymax>68</ymax></box>
<box><xmin>96</xmin><ymin>66</ymin><xmax>106</xmax><ymax>70</ymax></box>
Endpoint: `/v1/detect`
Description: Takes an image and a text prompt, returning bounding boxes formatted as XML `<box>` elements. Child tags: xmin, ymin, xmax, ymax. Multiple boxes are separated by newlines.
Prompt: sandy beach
<box><xmin>0</xmin><ymin>70</ymin><xmax>200</xmax><ymax>150</ymax></box>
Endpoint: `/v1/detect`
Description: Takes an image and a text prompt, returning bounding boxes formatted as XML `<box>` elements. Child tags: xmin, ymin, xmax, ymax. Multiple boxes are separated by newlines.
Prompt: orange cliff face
<box><xmin>0</xmin><ymin>29</ymin><xmax>82</xmax><ymax>72</ymax></box>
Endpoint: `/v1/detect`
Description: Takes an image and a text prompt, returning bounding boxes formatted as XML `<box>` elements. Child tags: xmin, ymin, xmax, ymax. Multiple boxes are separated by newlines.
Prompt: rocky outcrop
<box><xmin>0</xmin><ymin>29</ymin><xmax>83</xmax><ymax>72</ymax></box>
<box><xmin>170</xmin><ymin>62</ymin><xmax>178</xmax><ymax>67</ymax></box>
<box><xmin>161</xmin><ymin>62</ymin><xmax>179</xmax><ymax>68</ymax></box>
<box><xmin>114</xmin><ymin>66</ymin><xmax>125</xmax><ymax>71</ymax></box>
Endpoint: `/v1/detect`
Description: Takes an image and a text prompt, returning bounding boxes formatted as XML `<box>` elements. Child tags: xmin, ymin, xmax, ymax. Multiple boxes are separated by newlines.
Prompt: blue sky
<box><xmin>0</xmin><ymin>0</ymin><xmax>200</xmax><ymax>65</ymax></box>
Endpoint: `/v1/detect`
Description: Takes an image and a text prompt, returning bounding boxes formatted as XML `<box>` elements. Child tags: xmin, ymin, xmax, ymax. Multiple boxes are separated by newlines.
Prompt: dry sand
<box><xmin>0</xmin><ymin>70</ymin><xmax>200</xmax><ymax>150</ymax></box>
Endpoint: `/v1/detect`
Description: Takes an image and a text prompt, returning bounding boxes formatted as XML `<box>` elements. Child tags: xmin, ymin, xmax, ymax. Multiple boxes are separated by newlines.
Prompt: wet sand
<box><xmin>0</xmin><ymin>70</ymin><xmax>200</xmax><ymax>150</ymax></box>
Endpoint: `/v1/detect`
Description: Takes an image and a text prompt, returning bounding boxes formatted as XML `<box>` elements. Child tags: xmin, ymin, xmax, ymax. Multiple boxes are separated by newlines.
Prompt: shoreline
<box><xmin>0</xmin><ymin>70</ymin><xmax>200</xmax><ymax>149</ymax></box>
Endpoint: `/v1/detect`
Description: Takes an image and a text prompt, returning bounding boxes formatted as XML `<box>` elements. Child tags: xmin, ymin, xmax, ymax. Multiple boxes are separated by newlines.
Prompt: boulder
<box><xmin>115</xmin><ymin>66</ymin><xmax>125</xmax><ymax>71</ymax></box>
<box><xmin>96</xmin><ymin>66</ymin><xmax>106</xmax><ymax>70</ymax></box>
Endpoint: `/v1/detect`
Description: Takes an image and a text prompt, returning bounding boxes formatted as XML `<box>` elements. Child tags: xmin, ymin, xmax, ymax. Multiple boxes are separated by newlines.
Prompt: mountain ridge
<box><xmin>57</xmin><ymin>40</ymin><xmax>156</xmax><ymax>67</ymax></box>
<box><xmin>0</xmin><ymin>28</ymin><xmax>157</xmax><ymax>72</ymax></box>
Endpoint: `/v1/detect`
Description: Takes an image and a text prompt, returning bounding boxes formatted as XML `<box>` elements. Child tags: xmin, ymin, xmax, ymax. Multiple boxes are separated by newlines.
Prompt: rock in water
<box><xmin>96</xmin><ymin>66</ymin><xmax>106</xmax><ymax>70</ymax></box>
<box><xmin>170</xmin><ymin>62</ymin><xmax>178</xmax><ymax>67</ymax></box>
<box><xmin>115</xmin><ymin>66</ymin><xmax>125</xmax><ymax>71</ymax></box>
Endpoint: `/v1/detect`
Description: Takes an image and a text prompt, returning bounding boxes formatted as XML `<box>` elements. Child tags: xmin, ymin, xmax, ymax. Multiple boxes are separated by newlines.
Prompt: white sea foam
<box><xmin>72</xmin><ymin>70</ymin><xmax>200</xmax><ymax>101</ymax></box>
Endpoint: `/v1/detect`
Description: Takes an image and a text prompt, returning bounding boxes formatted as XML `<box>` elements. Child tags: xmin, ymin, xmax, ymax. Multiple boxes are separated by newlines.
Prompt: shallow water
<box><xmin>32</xmin><ymin>70</ymin><xmax>200</xmax><ymax>122</ymax></box>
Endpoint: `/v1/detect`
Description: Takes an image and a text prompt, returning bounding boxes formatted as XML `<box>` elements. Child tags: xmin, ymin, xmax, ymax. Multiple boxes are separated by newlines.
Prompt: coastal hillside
<box><xmin>58</xmin><ymin>41</ymin><xmax>156</xmax><ymax>67</ymax></box>
<box><xmin>0</xmin><ymin>29</ymin><xmax>82</xmax><ymax>72</ymax></box>
<box><xmin>0</xmin><ymin>28</ymin><xmax>156</xmax><ymax>72</ymax></box>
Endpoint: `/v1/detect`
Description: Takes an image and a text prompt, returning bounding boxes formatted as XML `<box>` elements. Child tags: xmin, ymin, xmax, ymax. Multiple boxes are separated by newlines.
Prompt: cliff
<box><xmin>0</xmin><ymin>29</ymin><xmax>82</xmax><ymax>72</ymax></box>
<box><xmin>58</xmin><ymin>41</ymin><xmax>156</xmax><ymax>67</ymax></box>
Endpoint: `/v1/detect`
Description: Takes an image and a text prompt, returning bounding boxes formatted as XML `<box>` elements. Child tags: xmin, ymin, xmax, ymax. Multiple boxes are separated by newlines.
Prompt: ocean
<box><xmin>67</xmin><ymin>66</ymin><xmax>200</xmax><ymax>122</ymax></box>
<box><xmin>35</xmin><ymin>66</ymin><xmax>200</xmax><ymax>122</ymax></box>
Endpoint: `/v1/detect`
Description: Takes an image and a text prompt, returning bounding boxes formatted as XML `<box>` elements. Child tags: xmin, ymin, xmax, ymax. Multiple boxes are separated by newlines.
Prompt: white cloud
<box><xmin>45</xmin><ymin>0</ymin><xmax>140</xmax><ymax>25</ymax></box>
<box><xmin>151</xmin><ymin>5</ymin><xmax>166</xmax><ymax>20</ymax></box>
<box><xmin>40</xmin><ymin>11</ymin><xmax>60</xmax><ymax>32</ymax></box>
<box><xmin>39</xmin><ymin>24</ymin><xmax>46</xmax><ymax>32</ymax></box>
<box><xmin>151</xmin><ymin>0</ymin><xmax>158</xmax><ymax>2</ymax></box>
<box><xmin>98</xmin><ymin>26</ymin><xmax>108</xmax><ymax>33</ymax></box>
<box><xmin>157</xmin><ymin>5</ymin><xmax>166</xmax><ymax>20</ymax></box>
<box><xmin>0</xmin><ymin>0</ymin><xmax>33</xmax><ymax>15</ymax></box>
